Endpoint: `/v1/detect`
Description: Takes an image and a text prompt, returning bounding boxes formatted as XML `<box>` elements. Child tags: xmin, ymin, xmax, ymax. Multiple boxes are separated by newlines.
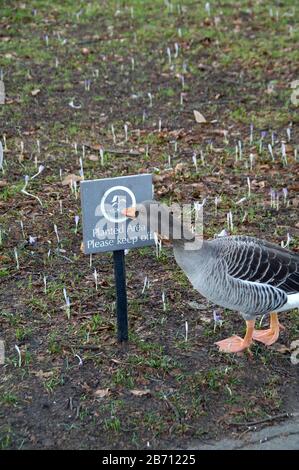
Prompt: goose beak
<box><xmin>122</xmin><ymin>206</ymin><xmax>137</xmax><ymax>219</ymax></box>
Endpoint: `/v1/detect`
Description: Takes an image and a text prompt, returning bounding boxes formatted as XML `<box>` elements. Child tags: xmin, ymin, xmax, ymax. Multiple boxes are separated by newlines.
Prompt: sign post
<box><xmin>113</xmin><ymin>250</ymin><xmax>128</xmax><ymax>342</ymax></box>
<box><xmin>80</xmin><ymin>174</ymin><xmax>154</xmax><ymax>343</ymax></box>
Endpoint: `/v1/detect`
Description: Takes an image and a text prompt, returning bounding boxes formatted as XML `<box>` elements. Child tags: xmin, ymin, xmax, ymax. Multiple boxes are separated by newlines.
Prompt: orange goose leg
<box><xmin>252</xmin><ymin>312</ymin><xmax>284</xmax><ymax>346</ymax></box>
<box><xmin>215</xmin><ymin>320</ymin><xmax>255</xmax><ymax>353</ymax></box>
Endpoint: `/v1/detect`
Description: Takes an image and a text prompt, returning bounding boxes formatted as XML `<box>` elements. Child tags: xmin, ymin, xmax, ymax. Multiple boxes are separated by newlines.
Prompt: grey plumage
<box><xmin>173</xmin><ymin>235</ymin><xmax>299</xmax><ymax>321</ymax></box>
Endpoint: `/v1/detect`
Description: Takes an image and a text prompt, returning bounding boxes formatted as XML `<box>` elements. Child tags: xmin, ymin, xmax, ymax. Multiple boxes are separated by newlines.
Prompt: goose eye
<box><xmin>135</xmin><ymin>210</ymin><xmax>139</xmax><ymax>217</ymax></box>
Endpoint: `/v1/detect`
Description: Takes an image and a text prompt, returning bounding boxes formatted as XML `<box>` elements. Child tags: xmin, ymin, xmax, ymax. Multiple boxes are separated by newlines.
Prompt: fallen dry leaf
<box><xmin>290</xmin><ymin>350</ymin><xmax>299</xmax><ymax>365</ymax></box>
<box><xmin>94</xmin><ymin>388</ymin><xmax>110</xmax><ymax>398</ymax></box>
<box><xmin>193</xmin><ymin>110</ymin><xmax>207</xmax><ymax>123</ymax></box>
<box><xmin>290</xmin><ymin>340</ymin><xmax>299</xmax><ymax>365</ymax></box>
<box><xmin>269</xmin><ymin>343</ymin><xmax>290</xmax><ymax>354</ymax></box>
<box><xmin>88</xmin><ymin>154</ymin><xmax>99</xmax><ymax>162</ymax></box>
<box><xmin>290</xmin><ymin>339</ymin><xmax>299</xmax><ymax>350</ymax></box>
<box><xmin>62</xmin><ymin>174</ymin><xmax>83</xmax><ymax>186</ymax></box>
<box><xmin>175</xmin><ymin>162</ymin><xmax>187</xmax><ymax>174</ymax></box>
<box><xmin>130</xmin><ymin>389</ymin><xmax>151</xmax><ymax>397</ymax></box>
<box><xmin>31</xmin><ymin>89</ymin><xmax>41</xmax><ymax>96</ymax></box>
<box><xmin>32</xmin><ymin>370</ymin><xmax>54</xmax><ymax>379</ymax></box>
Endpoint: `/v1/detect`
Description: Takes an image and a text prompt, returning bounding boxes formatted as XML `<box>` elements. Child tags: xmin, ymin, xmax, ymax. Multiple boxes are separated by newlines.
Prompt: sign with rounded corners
<box><xmin>80</xmin><ymin>174</ymin><xmax>154</xmax><ymax>253</ymax></box>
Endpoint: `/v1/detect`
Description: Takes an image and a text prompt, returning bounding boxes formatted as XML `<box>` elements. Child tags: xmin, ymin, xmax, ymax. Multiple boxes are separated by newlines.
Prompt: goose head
<box><xmin>122</xmin><ymin>199</ymin><xmax>197</xmax><ymax>246</ymax></box>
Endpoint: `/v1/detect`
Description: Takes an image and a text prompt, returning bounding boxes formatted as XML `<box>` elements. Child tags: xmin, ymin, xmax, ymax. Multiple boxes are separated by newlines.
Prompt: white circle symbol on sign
<box><xmin>100</xmin><ymin>185</ymin><xmax>136</xmax><ymax>223</ymax></box>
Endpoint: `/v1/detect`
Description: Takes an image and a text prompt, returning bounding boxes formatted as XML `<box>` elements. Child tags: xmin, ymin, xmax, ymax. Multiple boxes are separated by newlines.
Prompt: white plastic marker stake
<box><xmin>89</xmin><ymin>253</ymin><xmax>93</xmax><ymax>268</ymax></box>
<box><xmin>54</xmin><ymin>224</ymin><xmax>60</xmax><ymax>244</ymax></box>
<box><xmin>124</xmin><ymin>124</ymin><xmax>128</xmax><ymax>142</ymax></box>
<box><xmin>174</xmin><ymin>42</ymin><xmax>179</xmax><ymax>58</ymax></box>
<box><xmin>94</xmin><ymin>268</ymin><xmax>98</xmax><ymax>291</ymax></box>
<box><xmin>79</xmin><ymin>157</ymin><xmax>84</xmax><ymax>180</ymax></box>
<box><xmin>166</xmin><ymin>47</ymin><xmax>171</xmax><ymax>66</ymax></box>
<box><xmin>185</xmin><ymin>321</ymin><xmax>188</xmax><ymax>342</ymax></box>
<box><xmin>59</xmin><ymin>200</ymin><xmax>63</xmax><ymax>214</ymax></box>
<box><xmin>215</xmin><ymin>196</ymin><xmax>221</xmax><ymax>215</ymax></box>
<box><xmin>281</xmin><ymin>142</ymin><xmax>288</xmax><ymax>165</ymax></box>
<box><xmin>63</xmin><ymin>288</ymin><xmax>71</xmax><ymax>319</ymax></box>
<box><xmin>162</xmin><ymin>291</ymin><xmax>166</xmax><ymax>311</ymax></box>
<box><xmin>142</xmin><ymin>276</ymin><xmax>148</xmax><ymax>294</ymax></box>
<box><xmin>20</xmin><ymin>220</ymin><xmax>25</xmax><ymax>239</ymax></box>
<box><xmin>238</xmin><ymin>140</ymin><xmax>242</xmax><ymax>160</ymax></box>
<box><xmin>249</xmin><ymin>123</ymin><xmax>253</xmax><ymax>145</ymax></box>
<box><xmin>268</xmin><ymin>143</ymin><xmax>274</xmax><ymax>161</ymax></box>
<box><xmin>111</xmin><ymin>124</ymin><xmax>116</xmax><ymax>144</ymax></box>
<box><xmin>227</xmin><ymin>211</ymin><xmax>233</xmax><ymax>231</ymax></box>
<box><xmin>74</xmin><ymin>215</ymin><xmax>80</xmax><ymax>234</ymax></box>
<box><xmin>247</xmin><ymin>177</ymin><xmax>251</xmax><ymax>197</ymax></box>
<box><xmin>192</xmin><ymin>152</ymin><xmax>198</xmax><ymax>172</ymax></box>
<box><xmin>43</xmin><ymin>275</ymin><xmax>47</xmax><ymax>294</ymax></box>
<box><xmin>22</xmin><ymin>175</ymin><xmax>43</xmax><ymax>207</ymax></box>
<box><xmin>73</xmin><ymin>180</ymin><xmax>78</xmax><ymax>199</ymax></box>
<box><xmin>286</xmin><ymin>127</ymin><xmax>291</xmax><ymax>142</ymax></box>
<box><xmin>282</xmin><ymin>188</ymin><xmax>288</xmax><ymax>205</ymax></box>
<box><xmin>205</xmin><ymin>2</ymin><xmax>211</xmax><ymax>16</ymax></box>
<box><xmin>223</xmin><ymin>130</ymin><xmax>229</xmax><ymax>145</ymax></box>
<box><xmin>249</xmin><ymin>153</ymin><xmax>254</xmax><ymax>170</ymax></box>
<box><xmin>180</xmin><ymin>74</ymin><xmax>185</xmax><ymax>90</ymax></box>
<box><xmin>14</xmin><ymin>247</ymin><xmax>19</xmax><ymax>270</ymax></box>
<box><xmin>100</xmin><ymin>148</ymin><xmax>104</xmax><ymax>166</ymax></box>
<box><xmin>158</xmin><ymin>119</ymin><xmax>162</xmax><ymax>132</ymax></box>
<box><xmin>131</xmin><ymin>57</ymin><xmax>135</xmax><ymax>71</ymax></box>
<box><xmin>148</xmin><ymin>92</ymin><xmax>153</xmax><ymax>108</ymax></box>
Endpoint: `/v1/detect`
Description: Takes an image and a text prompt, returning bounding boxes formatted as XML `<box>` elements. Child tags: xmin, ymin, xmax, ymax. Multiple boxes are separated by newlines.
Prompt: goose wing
<box><xmin>214</xmin><ymin>236</ymin><xmax>299</xmax><ymax>294</ymax></box>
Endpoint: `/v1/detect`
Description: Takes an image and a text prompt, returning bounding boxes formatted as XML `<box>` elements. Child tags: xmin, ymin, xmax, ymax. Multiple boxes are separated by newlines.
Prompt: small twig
<box><xmin>83</xmin><ymin>143</ymin><xmax>141</xmax><ymax>156</ymax></box>
<box><xmin>162</xmin><ymin>394</ymin><xmax>181</xmax><ymax>422</ymax></box>
<box><xmin>230</xmin><ymin>412</ymin><xmax>295</xmax><ymax>427</ymax></box>
<box><xmin>78</xmin><ymin>344</ymin><xmax>102</xmax><ymax>350</ymax></box>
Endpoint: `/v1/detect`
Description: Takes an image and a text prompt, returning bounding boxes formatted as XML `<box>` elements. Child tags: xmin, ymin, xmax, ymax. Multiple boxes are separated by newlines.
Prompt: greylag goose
<box><xmin>123</xmin><ymin>200</ymin><xmax>299</xmax><ymax>353</ymax></box>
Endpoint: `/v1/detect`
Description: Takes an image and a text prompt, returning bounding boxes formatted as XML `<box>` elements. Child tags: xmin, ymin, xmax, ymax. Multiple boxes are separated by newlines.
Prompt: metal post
<box><xmin>113</xmin><ymin>250</ymin><xmax>128</xmax><ymax>342</ymax></box>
